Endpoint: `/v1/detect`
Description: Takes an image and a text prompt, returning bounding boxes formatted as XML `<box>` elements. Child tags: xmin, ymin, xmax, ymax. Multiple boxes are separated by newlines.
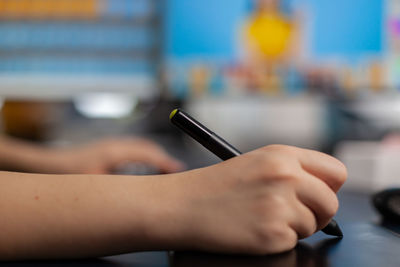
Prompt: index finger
<box><xmin>297</xmin><ymin>148</ymin><xmax>347</xmax><ymax>192</ymax></box>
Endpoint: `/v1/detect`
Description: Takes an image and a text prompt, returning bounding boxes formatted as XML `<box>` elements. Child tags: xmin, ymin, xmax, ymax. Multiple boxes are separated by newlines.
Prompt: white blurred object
<box><xmin>74</xmin><ymin>93</ymin><xmax>138</xmax><ymax>118</ymax></box>
<box><xmin>335</xmin><ymin>141</ymin><xmax>400</xmax><ymax>192</ymax></box>
<box><xmin>345</xmin><ymin>95</ymin><xmax>400</xmax><ymax>128</ymax></box>
<box><xmin>186</xmin><ymin>96</ymin><xmax>327</xmax><ymax>152</ymax></box>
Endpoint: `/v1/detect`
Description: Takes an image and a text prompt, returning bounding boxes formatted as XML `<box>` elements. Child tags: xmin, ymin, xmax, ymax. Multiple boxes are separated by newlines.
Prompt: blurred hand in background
<box><xmin>0</xmin><ymin>136</ymin><xmax>184</xmax><ymax>175</ymax></box>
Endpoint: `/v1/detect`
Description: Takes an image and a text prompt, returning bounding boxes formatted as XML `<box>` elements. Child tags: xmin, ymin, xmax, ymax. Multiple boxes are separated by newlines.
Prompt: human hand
<box><xmin>154</xmin><ymin>145</ymin><xmax>347</xmax><ymax>255</ymax></box>
<box><xmin>48</xmin><ymin>137</ymin><xmax>184</xmax><ymax>174</ymax></box>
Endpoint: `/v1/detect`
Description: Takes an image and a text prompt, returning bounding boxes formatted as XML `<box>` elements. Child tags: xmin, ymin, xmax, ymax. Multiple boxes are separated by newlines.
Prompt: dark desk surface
<box><xmin>2</xmin><ymin>190</ymin><xmax>399</xmax><ymax>267</ymax></box>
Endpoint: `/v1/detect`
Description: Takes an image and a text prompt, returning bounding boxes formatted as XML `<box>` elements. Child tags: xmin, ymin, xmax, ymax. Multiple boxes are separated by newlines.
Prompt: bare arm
<box><xmin>0</xmin><ymin>145</ymin><xmax>347</xmax><ymax>260</ymax></box>
<box><xmin>0</xmin><ymin>136</ymin><xmax>182</xmax><ymax>174</ymax></box>
<box><xmin>0</xmin><ymin>171</ymin><xmax>183</xmax><ymax>260</ymax></box>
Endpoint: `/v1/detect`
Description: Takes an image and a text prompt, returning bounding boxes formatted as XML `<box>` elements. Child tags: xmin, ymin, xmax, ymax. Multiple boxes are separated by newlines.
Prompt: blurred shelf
<box><xmin>0</xmin><ymin>0</ymin><xmax>164</xmax><ymax>98</ymax></box>
<box><xmin>0</xmin><ymin>74</ymin><xmax>158</xmax><ymax>100</ymax></box>
<box><xmin>0</xmin><ymin>16</ymin><xmax>159</xmax><ymax>26</ymax></box>
<box><xmin>0</xmin><ymin>49</ymin><xmax>160</xmax><ymax>59</ymax></box>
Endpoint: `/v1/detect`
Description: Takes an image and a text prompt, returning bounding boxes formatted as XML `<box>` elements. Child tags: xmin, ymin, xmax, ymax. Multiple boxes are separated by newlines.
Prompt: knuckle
<box><xmin>262</xmin><ymin>144</ymin><xmax>284</xmax><ymax>152</ymax></box>
<box><xmin>302</xmin><ymin>223</ymin><xmax>317</xmax><ymax>238</ymax></box>
<box><xmin>336</xmin><ymin>161</ymin><xmax>348</xmax><ymax>186</ymax></box>
<box><xmin>318</xmin><ymin>193</ymin><xmax>339</xmax><ymax>225</ymax></box>
<box><xmin>261</xmin><ymin>159</ymin><xmax>297</xmax><ymax>182</ymax></box>
<box><xmin>252</xmin><ymin>194</ymin><xmax>293</xmax><ymax>226</ymax></box>
<box><xmin>256</xmin><ymin>223</ymin><xmax>286</xmax><ymax>243</ymax></box>
<box><xmin>254</xmin><ymin>223</ymin><xmax>297</xmax><ymax>254</ymax></box>
<box><xmin>256</xmin><ymin>147</ymin><xmax>300</xmax><ymax>182</ymax></box>
<box><xmin>272</xmin><ymin>169</ymin><xmax>300</xmax><ymax>188</ymax></box>
<box><xmin>267</xmin><ymin>194</ymin><xmax>290</xmax><ymax>212</ymax></box>
<box><xmin>263</xmin><ymin>145</ymin><xmax>298</xmax><ymax>160</ymax></box>
<box><xmin>269</xmin><ymin>163</ymin><xmax>292</xmax><ymax>178</ymax></box>
<box><xmin>292</xmin><ymin>209</ymin><xmax>318</xmax><ymax>239</ymax></box>
<box><xmin>264</xmin><ymin>144</ymin><xmax>295</xmax><ymax>153</ymax></box>
<box><xmin>327</xmin><ymin>157</ymin><xmax>348</xmax><ymax>189</ymax></box>
<box><xmin>326</xmin><ymin>195</ymin><xmax>339</xmax><ymax>219</ymax></box>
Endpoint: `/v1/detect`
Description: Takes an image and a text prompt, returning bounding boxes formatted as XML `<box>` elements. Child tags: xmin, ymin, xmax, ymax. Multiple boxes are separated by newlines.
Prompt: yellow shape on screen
<box><xmin>247</xmin><ymin>13</ymin><xmax>292</xmax><ymax>59</ymax></box>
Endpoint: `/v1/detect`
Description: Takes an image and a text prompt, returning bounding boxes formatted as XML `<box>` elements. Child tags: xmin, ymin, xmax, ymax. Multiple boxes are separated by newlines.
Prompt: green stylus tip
<box><xmin>170</xmin><ymin>109</ymin><xmax>178</xmax><ymax>120</ymax></box>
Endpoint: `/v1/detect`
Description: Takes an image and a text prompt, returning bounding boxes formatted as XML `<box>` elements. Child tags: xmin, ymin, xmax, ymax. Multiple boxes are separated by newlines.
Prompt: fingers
<box><xmin>135</xmin><ymin>148</ymin><xmax>184</xmax><ymax>173</ymax></box>
<box><xmin>87</xmin><ymin>138</ymin><xmax>185</xmax><ymax>174</ymax></box>
<box><xmin>259</xmin><ymin>225</ymin><xmax>298</xmax><ymax>255</ymax></box>
<box><xmin>258</xmin><ymin>145</ymin><xmax>343</xmax><ymax>237</ymax></box>
<box><xmin>296</xmin><ymin>148</ymin><xmax>347</xmax><ymax>193</ymax></box>
<box><xmin>294</xmin><ymin>170</ymin><xmax>339</xmax><ymax>230</ymax></box>
<box><xmin>260</xmin><ymin>145</ymin><xmax>347</xmax><ymax>193</ymax></box>
<box><xmin>288</xmin><ymin>200</ymin><xmax>317</xmax><ymax>239</ymax></box>
<box><xmin>124</xmin><ymin>139</ymin><xmax>185</xmax><ymax>173</ymax></box>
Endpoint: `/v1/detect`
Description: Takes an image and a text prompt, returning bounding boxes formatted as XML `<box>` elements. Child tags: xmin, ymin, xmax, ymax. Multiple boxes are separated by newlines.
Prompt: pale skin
<box><xmin>0</xmin><ymin>143</ymin><xmax>347</xmax><ymax>261</ymax></box>
<box><xmin>0</xmin><ymin>135</ymin><xmax>183</xmax><ymax>174</ymax></box>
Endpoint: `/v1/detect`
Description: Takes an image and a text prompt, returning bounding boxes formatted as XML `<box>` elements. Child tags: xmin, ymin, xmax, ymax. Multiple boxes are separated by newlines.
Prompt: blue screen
<box><xmin>166</xmin><ymin>0</ymin><xmax>384</xmax><ymax>62</ymax></box>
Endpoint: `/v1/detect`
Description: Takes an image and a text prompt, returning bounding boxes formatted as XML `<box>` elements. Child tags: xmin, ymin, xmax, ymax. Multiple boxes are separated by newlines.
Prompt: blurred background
<box><xmin>0</xmin><ymin>0</ymin><xmax>400</xmax><ymax>191</ymax></box>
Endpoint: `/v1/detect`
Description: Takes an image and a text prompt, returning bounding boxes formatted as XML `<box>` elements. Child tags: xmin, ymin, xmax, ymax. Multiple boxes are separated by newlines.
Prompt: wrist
<box><xmin>141</xmin><ymin>172</ymin><xmax>199</xmax><ymax>251</ymax></box>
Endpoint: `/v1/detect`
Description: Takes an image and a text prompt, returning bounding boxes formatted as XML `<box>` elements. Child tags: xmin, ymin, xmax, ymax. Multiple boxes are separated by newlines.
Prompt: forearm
<box><xmin>0</xmin><ymin>136</ymin><xmax>57</xmax><ymax>173</ymax></box>
<box><xmin>0</xmin><ymin>171</ymin><xmax>185</xmax><ymax>260</ymax></box>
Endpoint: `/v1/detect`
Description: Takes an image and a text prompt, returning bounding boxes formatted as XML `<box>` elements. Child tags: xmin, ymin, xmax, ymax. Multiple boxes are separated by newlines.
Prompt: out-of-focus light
<box><xmin>73</xmin><ymin>93</ymin><xmax>138</xmax><ymax>118</ymax></box>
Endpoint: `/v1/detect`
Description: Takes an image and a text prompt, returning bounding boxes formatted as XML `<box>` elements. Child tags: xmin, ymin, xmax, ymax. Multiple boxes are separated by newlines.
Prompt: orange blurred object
<box><xmin>1</xmin><ymin>101</ymin><xmax>58</xmax><ymax>141</ymax></box>
<box><xmin>0</xmin><ymin>0</ymin><xmax>99</xmax><ymax>19</ymax></box>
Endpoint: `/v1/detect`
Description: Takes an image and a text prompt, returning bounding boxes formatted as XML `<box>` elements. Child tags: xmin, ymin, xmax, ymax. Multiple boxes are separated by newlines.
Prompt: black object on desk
<box><xmin>169</xmin><ymin>108</ymin><xmax>343</xmax><ymax>237</ymax></box>
<box><xmin>373</xmin><ymin>188</ymin><xmax>400</xmax><ymax>223</ymax></box>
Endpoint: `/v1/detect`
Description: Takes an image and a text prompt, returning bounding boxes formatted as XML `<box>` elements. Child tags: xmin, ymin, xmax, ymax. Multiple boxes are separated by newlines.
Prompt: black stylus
<box><xmin>170</xmin><ymin>108</ymin><xmax>343</xmax><ymax>237</ymax></box>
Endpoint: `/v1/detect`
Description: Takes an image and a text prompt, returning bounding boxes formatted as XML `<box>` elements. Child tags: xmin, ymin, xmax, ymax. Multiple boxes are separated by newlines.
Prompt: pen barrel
<box><xmin>207</xmin><ymin>133</ymin><xmax>242</xmax><ymax>160</ymax></box>
<box><xmin>170</xmin><ymin>109</ymin><xmax>241</xmax><ymax>160</ymax></box>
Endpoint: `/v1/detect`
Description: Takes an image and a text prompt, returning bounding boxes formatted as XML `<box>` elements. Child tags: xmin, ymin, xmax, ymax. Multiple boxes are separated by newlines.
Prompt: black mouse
<box><xmin>372</xmin><ymin>188</ymin><xmax>400</xmax><ymax>223</ymax></box>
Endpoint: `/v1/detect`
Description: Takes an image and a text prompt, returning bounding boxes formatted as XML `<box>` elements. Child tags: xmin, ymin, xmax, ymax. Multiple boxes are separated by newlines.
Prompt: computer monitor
<box><xmin>0</xmin><ymin>0</ymin><xmax>162</xmax><ymax>100</ymax></box>
<box><xmin>165</xmin><ymin>0</ymin><xmax>387</xmax><ymax>97</ymax></box>
<box><xmin>0</xmin><ymin>0</ymin><xmax>390</xmax><ymax>101</ymax></box>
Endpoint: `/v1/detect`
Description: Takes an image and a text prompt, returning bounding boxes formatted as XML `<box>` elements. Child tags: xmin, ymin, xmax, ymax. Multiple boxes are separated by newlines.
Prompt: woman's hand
<box><xmin>49</xmin><ymin>138</ymin><xmax>184</xmax><ymax>174</ymax></box>
<box><xmin>154</xmin><ymin>145</ymin><xmax>347</xmax><ymax>255</ymax></box>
